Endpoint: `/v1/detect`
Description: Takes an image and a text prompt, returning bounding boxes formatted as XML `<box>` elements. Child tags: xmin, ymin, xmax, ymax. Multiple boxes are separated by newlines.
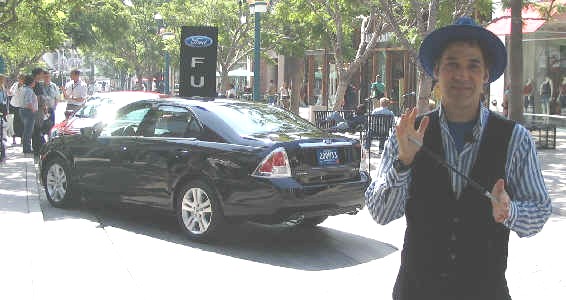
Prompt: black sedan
<box><xmin>39</xmin><ymin>98</ymin><xmax>369</xmax><ymax>240</ymax></box>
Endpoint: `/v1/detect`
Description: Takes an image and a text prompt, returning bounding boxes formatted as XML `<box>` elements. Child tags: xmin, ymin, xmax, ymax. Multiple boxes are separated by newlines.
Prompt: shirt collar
<box><xmin>437</xmin><ymin>103</ymin><xmax>490</xmax><ymax>143</ymax></box>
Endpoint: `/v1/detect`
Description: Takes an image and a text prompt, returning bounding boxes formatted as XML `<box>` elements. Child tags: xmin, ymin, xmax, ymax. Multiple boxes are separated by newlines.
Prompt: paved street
<box><xmin>0</xmin><ymin>106</ymin><xmax>565</xmax><ymax>300</ymax></box>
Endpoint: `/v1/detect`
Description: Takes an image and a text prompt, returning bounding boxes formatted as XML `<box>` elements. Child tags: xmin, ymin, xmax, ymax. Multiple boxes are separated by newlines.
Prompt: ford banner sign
<box><xmin>179</xmin><ymin>26</ymin><xmax>218</xmax><ymax>97</ymax></box>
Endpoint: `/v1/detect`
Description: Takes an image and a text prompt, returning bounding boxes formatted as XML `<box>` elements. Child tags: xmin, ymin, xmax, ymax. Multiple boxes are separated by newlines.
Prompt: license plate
<box><xmin>317</xmin><ymin>148</ymin><xmax>339</xmax><ymax>166</ymax></box>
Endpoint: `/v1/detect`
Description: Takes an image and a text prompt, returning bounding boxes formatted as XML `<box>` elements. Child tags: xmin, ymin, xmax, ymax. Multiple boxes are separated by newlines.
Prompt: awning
<box><xmin>215</xmin><ymin>69</ymin><xmax>254</xmax><ymax>77</ymax></box>
<box><xmin>486</xmin><ymin>6</ymin><xmax>547</xmax><ymax>36</ymax></box>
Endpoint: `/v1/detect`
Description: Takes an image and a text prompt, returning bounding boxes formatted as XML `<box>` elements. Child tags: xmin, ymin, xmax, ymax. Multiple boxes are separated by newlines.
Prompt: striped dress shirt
<box><xmin>365</xmin><ymin>105</ymin><xmax>551</xmax><ymax>238</ymax></box>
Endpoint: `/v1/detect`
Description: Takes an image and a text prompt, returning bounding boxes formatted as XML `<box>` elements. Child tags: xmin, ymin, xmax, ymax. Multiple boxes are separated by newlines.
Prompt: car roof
<box><xmin>144</xmin><ymin>97</ymin><xmax>263</xmax><ymax>109</ymax></box>
<box><xmin>89</xmin><ymin>91</ymin><xmax>165</xmax><ymax>102</ymax></box>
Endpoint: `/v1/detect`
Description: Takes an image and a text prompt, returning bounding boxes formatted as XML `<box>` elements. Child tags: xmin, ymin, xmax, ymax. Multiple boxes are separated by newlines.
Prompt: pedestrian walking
<box><xmin>279</xmin><ymin>82</ymin><xmax>291</xmax><ymax>109</ymax></box>
<box><xmin>8</xmin><ymin>74</ymin><xmax>25</xmax><ymax>145</ymax></box>
<box><xmin>42</xmin><ymin>71</ymin><xmax>60</xmax><ymax>140</ymax></box>
<box><xmin>63</xmin><ymin>69</ymin><xmax>88</xmax><ymax>112</ymax></box>
<box><xmin>19</xmin><ymin>75</ymin><xmax>38</xmax><ymax>154</ymax></box>
<box><xmin>266</xmin><ymin>80</ymin><xmax>277</xmax><ymax>105</ymax></box>
<box><xmin>31</xmin><ymin>68</ymin><xmax>48</xmax><ymax>154</ymax></box>
<box><xmin>0</xmin><ymin>74</ymin><xmax>8</xmax><ymax>117</ymax></box>
<box><xmin>365</xmin><ymin>17</ymin><xmax>551</xmax><ymax>300</ymax></box>
<box><xmin>0</xmin><ymin>74</ymin><xmax>8</xmax><ymax>160</ymax></box>
<box><xmin>343</xmin><ymin>83</ymin><xmax>357</xmax><ymax>111</ymax></box>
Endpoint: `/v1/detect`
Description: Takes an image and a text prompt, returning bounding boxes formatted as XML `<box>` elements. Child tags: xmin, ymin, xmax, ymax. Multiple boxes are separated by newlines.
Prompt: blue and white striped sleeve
<box><xmin>364</xmin><ymin>131</ymin><xmax>411</xmax><ymax>225</ymax></box>
<box><xmin>504</xmin><ymin>125</ymin><xmax>552</xmax><ymax>237</ymax></box>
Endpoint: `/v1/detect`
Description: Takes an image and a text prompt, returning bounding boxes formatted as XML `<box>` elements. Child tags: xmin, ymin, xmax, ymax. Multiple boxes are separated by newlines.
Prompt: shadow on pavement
<box><xmin>40</xmin><ymin>196</ymin><xmax>398</xmax><ymax>271</ymax></box>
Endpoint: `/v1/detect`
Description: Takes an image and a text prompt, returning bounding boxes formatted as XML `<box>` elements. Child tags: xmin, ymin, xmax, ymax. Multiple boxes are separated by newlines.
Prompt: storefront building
<box><xmin>488</xmin><ymin>2</ymin><xmax>566</xmax><ymax>115</ymax></box>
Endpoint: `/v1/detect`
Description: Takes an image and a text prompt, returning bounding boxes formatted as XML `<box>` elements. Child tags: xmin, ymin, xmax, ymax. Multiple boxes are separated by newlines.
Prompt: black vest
<box><xmin>393</xmin><ymin>110</ymin><xmax>515</xmax><ymax>300</ymax></box>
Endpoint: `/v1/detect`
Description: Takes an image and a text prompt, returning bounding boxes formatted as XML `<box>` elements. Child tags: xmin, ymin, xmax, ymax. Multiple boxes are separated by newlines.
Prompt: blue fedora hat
<box><xmin>418</xmin><ymin>16</ymin><xmax>507</xmax><ymax>84</ymax></box>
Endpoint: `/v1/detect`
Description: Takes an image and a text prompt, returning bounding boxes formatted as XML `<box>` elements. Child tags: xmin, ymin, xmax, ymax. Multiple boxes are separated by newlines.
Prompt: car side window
<box><xmin>100</xmin><ymin>103</ymin><xmax>151</xmax><ymax>137</ymax></box>
<box><xmin>143</xmin><ymin>105</ymin><xmax>201</xmax><ymax>138</ymax></box>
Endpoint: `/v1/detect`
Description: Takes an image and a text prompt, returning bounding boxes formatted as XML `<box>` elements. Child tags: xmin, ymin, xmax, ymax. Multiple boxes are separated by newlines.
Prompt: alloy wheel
<box><xmin>46</xmin><ymin>163</ymin><xmax>67</xmax><ymax>203</ymax></box>
<box><xmin>181</xmin><ymin>187</ymin><xmax>213</xmax><ymax>235</ymax></box>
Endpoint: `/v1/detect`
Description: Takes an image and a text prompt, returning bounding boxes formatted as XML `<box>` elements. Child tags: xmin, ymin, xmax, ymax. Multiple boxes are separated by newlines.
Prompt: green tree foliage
<box><xmin>0</xmin><ymin>0</ymin><xmax>22</xmax><ymax>28</ymax></box>
<box><xmin>268</xmin><ymin>0</ymin><xmax>373</xmax><ymax>110</ymax></box>
<box><xmin>0</xmin><ymin>0</ymin><xmax>66</xmax><ymax>76</ymax></box>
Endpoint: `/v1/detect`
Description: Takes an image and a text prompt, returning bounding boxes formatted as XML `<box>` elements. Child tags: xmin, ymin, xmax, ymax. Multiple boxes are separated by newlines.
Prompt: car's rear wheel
<box><xmin>176</xmin><ymin>180</ymin><xmax>224</xmax><ymax>240</ymax></box>
<box><xmin>44</xmin><ymin>158</ymin><xmax>76</xmax><ymax>208</ymax></box>
<box><xmin>296</xmin><ymin>216</ymin><xmax>328</xmax><ymax>227</ymax></box>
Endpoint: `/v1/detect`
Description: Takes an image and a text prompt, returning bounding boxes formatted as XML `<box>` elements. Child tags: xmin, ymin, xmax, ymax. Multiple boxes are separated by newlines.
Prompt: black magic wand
<box><xmin>407</xmin><ymin>136</ymin><xmax>500</xmax><ymax>203</ymax></box>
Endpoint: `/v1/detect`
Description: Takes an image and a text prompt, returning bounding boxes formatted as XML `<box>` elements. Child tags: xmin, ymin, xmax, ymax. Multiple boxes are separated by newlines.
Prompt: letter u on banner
<box><xmin>191</xmin><ymin>76</ymin><xmax>205</xmax><ymax>88</ymax></box>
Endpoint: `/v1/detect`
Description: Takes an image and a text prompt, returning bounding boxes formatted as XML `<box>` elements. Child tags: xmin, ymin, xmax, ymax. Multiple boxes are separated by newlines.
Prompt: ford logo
<box><xmin>184</xmin><ymin>36</ymin><xmax>214</xmax><ymax>48</ymax></box>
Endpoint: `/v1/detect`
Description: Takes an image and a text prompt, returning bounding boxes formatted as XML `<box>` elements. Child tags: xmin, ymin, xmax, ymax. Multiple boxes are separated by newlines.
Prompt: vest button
<box><xmin>453</xmin><ymin>217</ymin><xmax>460</xmax><ymax>223</ymax></box>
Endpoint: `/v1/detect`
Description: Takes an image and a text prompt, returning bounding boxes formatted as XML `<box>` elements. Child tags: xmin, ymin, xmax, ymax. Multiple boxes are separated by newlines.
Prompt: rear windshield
<box><xmin>209</xmin><ymin>103</ymin><xmax>320</xmax><ymax>135</ymax></box>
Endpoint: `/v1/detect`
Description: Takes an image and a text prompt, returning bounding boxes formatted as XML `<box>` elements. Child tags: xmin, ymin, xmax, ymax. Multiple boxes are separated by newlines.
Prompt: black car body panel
<box><xmin>40</xmin><ymin>98</ymin><xmax>369</xmax><ymax>222</ymax></box>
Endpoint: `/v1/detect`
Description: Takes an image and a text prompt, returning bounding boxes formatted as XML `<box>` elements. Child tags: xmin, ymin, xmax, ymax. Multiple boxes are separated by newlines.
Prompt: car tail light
<box><xmin>252</xmin><ymin>147</ymin><xmax>292</xmax><ymax>178</ymax></box>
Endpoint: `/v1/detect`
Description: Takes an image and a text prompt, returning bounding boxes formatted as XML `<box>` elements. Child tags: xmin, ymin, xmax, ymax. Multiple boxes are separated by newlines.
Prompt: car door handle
<box><xmin>175</xmin><ymin>149</ymin><xmax>190</xmax><ymax>159</ymax></box>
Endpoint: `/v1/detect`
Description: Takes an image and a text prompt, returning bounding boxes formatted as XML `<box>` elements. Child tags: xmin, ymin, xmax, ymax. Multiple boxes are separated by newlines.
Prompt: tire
<box><xmin>175</xmin><ymin>180</ymin><xmax>225</xmax><ymax>240</ymax></box>
<box><xmin>296</xmin><ymin>216</ymin><xmax>328</xmax><ymax>227</ymax></box>
<box><xmin>43</xmin><ymin>157</ymin><xmax>77</xmax><ymax>208</ymax></box>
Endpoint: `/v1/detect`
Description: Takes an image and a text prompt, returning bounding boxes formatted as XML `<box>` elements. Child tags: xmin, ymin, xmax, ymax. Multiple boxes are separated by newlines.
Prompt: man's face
<box><xmin>71</xmin><ymin>73</ymin><xmax>79</xmax><ymax>82</ymax></box>
<box><xmin>45</xmin><ymin>74</ymin><xmax>51</xmax><ymax>83</ymax></box>
<box><xmin>34</xmin><ymin>72</ymin><xmax>44</xmax><ymax>83</ymax></box>
<box><xmin>434</xmin><ymin>41</ymin><xmax>489</xmax><ymax>108</ymax></box>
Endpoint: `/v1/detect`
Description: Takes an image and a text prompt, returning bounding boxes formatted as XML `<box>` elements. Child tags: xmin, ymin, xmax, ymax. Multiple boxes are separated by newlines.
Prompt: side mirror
<box><xmin>80</xmin><ymin>127</ymin><xmax>96</xmax><ymax>137</ymax></box>
<box><xmin>80</xmin><ymin>122</ymin><xmax>104</xmax><ymax>138</ymax></box>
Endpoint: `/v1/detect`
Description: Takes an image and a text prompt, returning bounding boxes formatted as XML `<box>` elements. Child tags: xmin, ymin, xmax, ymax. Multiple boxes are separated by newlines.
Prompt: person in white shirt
<box><xmin>63</xmin><ymin>69</ymin><xmax>88</xmax><ymax>112</ymax></box>
<box><xmin>226</xmin><ymin>83</ymin><xmax>237</xmax><ymax>98</ymax></box>
<box><xmin>371</xmin><ymin>97</ymin><xmax>395</xmax><ymax>116</ymax></box>
<box><xmin>8</xmin><ymin>74</ymin><xmax>25</xmax><ymax>145</ymax></box>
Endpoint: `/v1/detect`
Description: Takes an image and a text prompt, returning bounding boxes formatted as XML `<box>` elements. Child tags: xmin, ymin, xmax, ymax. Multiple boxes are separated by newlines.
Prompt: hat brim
<box><xmin>419</xmin><ymin>24</ymin><xmax>506</xmax><ymax>84</ymax></box>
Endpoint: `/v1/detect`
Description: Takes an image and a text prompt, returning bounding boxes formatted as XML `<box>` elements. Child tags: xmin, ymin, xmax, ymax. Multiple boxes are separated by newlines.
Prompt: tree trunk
<box><xmin>509</xmin><ymin>0</ymin><xmax>524</xmax><ymax>123</ymax></box>
<box><xmin>286</xmin><ymin>56</ymin><xmax>304</xmax><ymax>114</ymax></box>
<box><xmin>219</xmin><ymin>71</ymin><xmax>230</xmax><ymax>95</ymax></box>
<box><xmin>333</xmin><ymin>79</ymin><xmax>349</xmax><ymax>111</ymax></box>
<box><xmin>416</xmin><ymin>69</ymin><xmax>433</xmax><ymax>113</ymax></box>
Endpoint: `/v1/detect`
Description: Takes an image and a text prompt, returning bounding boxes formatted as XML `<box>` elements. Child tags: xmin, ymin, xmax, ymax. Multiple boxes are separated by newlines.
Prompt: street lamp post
<box><xmin>154</xmin><ymin>13</ymin><xmax>174</xmax><ymax>95</ymax></box>
<box><xmin>248</xmin><ymin>1</ymin><xmax>268</xmax><ymax>102</ymax></box>
<box><xmin>164</xmin><ymin>51</ymin><xmax>170</xmax><ymax>94</ymax></box>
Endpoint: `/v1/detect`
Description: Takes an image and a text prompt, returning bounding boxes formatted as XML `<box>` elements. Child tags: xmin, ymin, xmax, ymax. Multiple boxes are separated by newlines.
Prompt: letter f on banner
<box><xmin>179</xmin><ymin>26</ymin><xmax>218</xmax><ymax>97</ymax></box>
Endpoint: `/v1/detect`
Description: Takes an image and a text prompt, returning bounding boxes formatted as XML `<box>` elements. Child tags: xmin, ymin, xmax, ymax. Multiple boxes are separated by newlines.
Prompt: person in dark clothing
<box><xmin>365</xmin><ymin>17</ymin><xmax>551</xmax><ymax>300</ymax></box>
<box><xmin>31</xmin><ymin>68</ymin><xmax>47</xmax><ymax>154</ymax></box>
<box><xmin>343</xmin><ymin>83</ymin><xmax>357</xmax><ymax>111</ymax></box>
<box><xmin>326</xmin><ymin>103</ymin><xmax>367</xmax><ymax>133</ymax></box>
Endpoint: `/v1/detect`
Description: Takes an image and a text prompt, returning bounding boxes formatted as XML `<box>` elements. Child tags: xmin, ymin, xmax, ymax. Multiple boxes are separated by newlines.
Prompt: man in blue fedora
<box><xmin>365</xmin><ymin>17</ymin><xmax>551</xmax><ymax>299</ymax></box>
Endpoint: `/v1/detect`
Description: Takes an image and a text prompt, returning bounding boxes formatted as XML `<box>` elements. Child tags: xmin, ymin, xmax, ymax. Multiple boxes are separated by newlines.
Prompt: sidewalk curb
<box><xmin>25</xmin><ymin>160</ymin><xmax>44</xmax><ymax>224</ymax></box>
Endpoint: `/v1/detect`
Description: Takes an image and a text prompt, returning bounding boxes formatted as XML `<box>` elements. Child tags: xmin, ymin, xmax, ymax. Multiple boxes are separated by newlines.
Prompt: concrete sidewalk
<box><xmin>0</xmin><ymin>146</ymin><xmax>44</xmax><ymax>299</ymax></box>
